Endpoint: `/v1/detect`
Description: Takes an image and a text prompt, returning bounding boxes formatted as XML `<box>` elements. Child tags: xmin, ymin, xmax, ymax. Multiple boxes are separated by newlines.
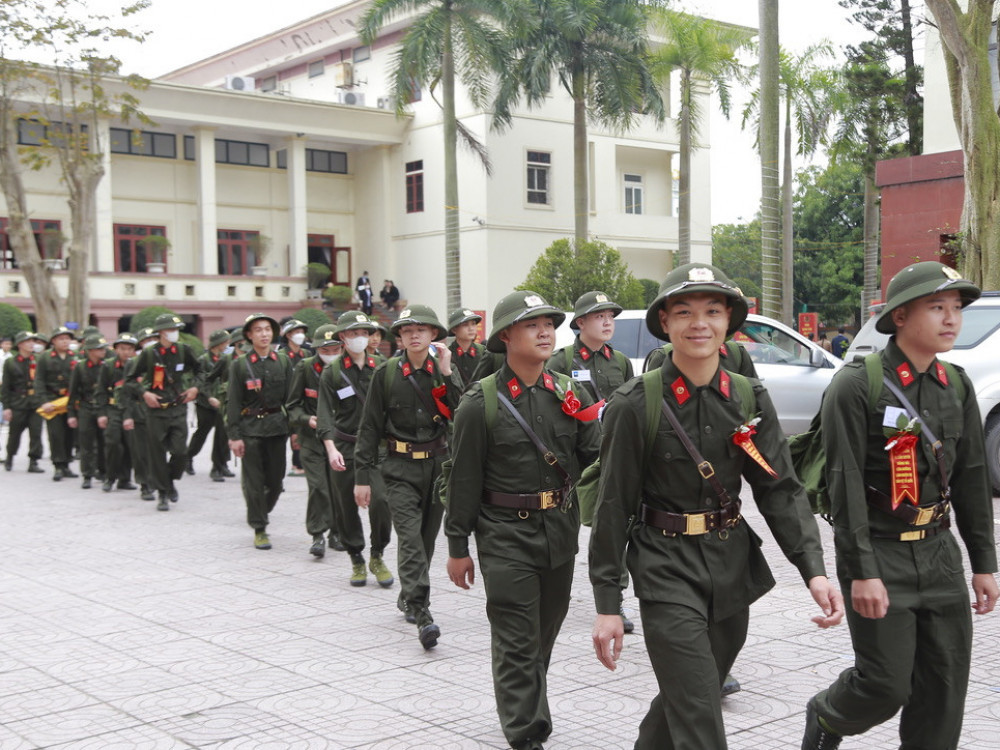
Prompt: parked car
<box><xmin>847</xmin><ymin>291</ymin><xmax>1000</xmax><ymax>493</ymax></box>
<box><xmin>557</xmin><ymin>310</ymin><xmax>842</xmax><ymax>434</ymax></box>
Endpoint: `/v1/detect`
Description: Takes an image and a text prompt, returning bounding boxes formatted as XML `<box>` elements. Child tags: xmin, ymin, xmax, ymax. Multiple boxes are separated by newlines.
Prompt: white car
<box><xmin>557</xmin><ymin>310</ymin><xmax>842</xmax><ymax>434</ymax></box>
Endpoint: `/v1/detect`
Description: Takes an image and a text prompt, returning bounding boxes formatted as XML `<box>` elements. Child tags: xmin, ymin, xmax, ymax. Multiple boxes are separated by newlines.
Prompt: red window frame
<box><xmin>0</xmin><ymin>218</ymin><xmax>63</xmax><ymax>269</ymax></box>
<box><xmin>405</xmin><ymin>160</ymin><xmax>424</xmax><ymax>213</ymax></box>
<box><xmin>217</xmin><ymin>229</ymin><xmax>259</xmax><ymax>276</ymax></box>
<box><xmin>113</xmin><ymin>224</ymin><xmax>167</xmax><ymax>273</ymax></box>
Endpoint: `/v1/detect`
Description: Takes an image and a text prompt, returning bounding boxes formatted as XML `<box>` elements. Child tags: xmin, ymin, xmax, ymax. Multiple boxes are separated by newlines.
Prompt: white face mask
<box><xmin>318</xmin><ymin>351</ymin><xmax>338</xmax><ymax>364</ymax></box>
<box><xmin>223</xmin><ymin>345</ymin><xmax>234</xmax><ymax>355</ymax></box>
<box><xmin>345</xmin><ymin>335</ymin><xmax>369</xmax><ymax>354</ymax></box>
<box><xmin>142</xmin><ymin>339</ymin><xmax>156</xmax><ymax>350</ymax></box>
<box><xmin>289</xmin><ymin>332</ymin><xmax>307</xmax><ymax>346</ymax></box>
<box><xmin>67</xmin><ymin>341</ymin><xmax>80</xmax><ymax>352</ymax></box>
<box><xmin>165</xmin><ymin>330</ymin><xmax>180</xmax><ymax>344</ymax></box>
<box><xmin>32</xmin><ymin>343</ymin><xmax>45</xmax><ymax>353</ymax></box>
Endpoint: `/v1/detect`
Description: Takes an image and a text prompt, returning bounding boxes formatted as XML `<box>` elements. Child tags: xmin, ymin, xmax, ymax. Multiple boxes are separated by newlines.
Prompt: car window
<box><xmin>735</xmin><ymin>322</ymin><xmax>814</xmax><ymax>366</ymax></box>
<box><xmin>609</xmin><ymin>318</ymin><xmax>641</xmax><ymax>359</ymax></box>
<box><xmin>954</xmin><ymin>307</ymin><xmax>1000</xmax><ymax>348</ymax></box>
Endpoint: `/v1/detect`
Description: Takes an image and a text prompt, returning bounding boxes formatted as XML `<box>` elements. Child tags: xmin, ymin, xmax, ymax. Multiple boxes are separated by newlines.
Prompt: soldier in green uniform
<box><xmin>119</xmin><ymin>328</ymin><xmax>158</xmax><ymax>501</ymax></box>
<box><xmin>36</xmin><ymin>326</ymin><xmax>79</xmax><ymax>480</ymax></box>
<box><xmin>127</xmin><ymin>314</ymin><xmax>203</xmax><ymax>510</ymax></box>
<box><xmin>186</xmin><ymin>329</ymin><xmax>232</xmax><ymax>481</ymax></box>
<box><xmin>446</xmin><ymin>307</ymin><xmax>485</xmax><ymax>393</ymax></box>
<box><xmin>67</xmin><ymin>334</ymin><xmax>109</xmax><ymax>488</ymax></box>
<box><xmin>227</xmin><ymin>313</ymin><xmax>292</xmax><ymax>550</ymax></box>
<box><xmin>589</xmin><ymin>263</ymin><xmax>844</xmax><ymax>750</ymax></box>
<box><xmin>802</xmin><ymin>262</ymin><xmax>999</xmax><ymax>750</ymax></box>
<box><xmin>354</xmin><ymin>304</ymin><xmax>461</xmax><ymax>649</ymax></box>
<box><xmin>97</xmin><ymin>333</ymin><xmax>138</xmax><ymax>493</ymax></box>
<box><xmin>446</xmin><ymin>291</ymin><xmax>602</xmax><ymax>750</ymax></box>
<box><xmin>280</xmin><ymin>319</ymin><xmax>310</xmax><ymax>477</ymax></box>
<box><xmin>317</xmin><ymin>313</ymin><xmax>394</xmax><ymax>587</ymax></box>
<box><xmin>2</xmin><ymin>331</ymin><xmax>47</xmax><ymax>473</ymax></box>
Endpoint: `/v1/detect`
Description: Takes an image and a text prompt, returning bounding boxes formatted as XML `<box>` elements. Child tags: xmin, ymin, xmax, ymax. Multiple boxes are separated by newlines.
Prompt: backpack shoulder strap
<box><xmin>613</xmin><ymin>348</ymin><xmax>629</xmax><ymax>372</ymax></box>
<box><xmin>481</xmin><ymin>373</ymin><xmax>498</xmax><ymax>433</ymax></box>
<box><xmin>940</xmin><ymin>361</ymin><xmax>967</xmax><ymax>403</ymax></box>
<box><xmin>564</xmin><ymin>345</ymin><xmax>574</xmax><ymax>372</ymax></box>
<box><xmin>724</xmin><ymin>340</ymin><xmax>744</xmax><ymax>370</ymax></box>
<box><xmin>863</xmin><ymin>352</ymin><xmax>884</xmax><ymax>411</ymax></box>
<box><xmin>384</xmin><ymin>356</ymin><xmax>400</xmax><ymax>403</ymax></box>
<box><xmin>641</xmin><ymin>370</ymin><xmax>663</xmax><ymax>465</ymax></box>
<box><xmin>728</xmin><ymin>372</ymin><xmax>756</xmax><ymax>422</ymax></box>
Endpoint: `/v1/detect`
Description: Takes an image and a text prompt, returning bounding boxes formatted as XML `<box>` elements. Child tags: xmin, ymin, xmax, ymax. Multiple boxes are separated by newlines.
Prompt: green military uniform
<box><xmin>446</xmin><ymin>291</ymin><xmax>601</xmax><ymax>750</ymax></box>
<box><xmin>2</xmin><ymin>332</ymin><xmax>46</xmax><ymax>472</ymax></box>
<box><xmin>127</xmin><ymin>315</ymin><xmax>203</xmax><ymax>508</ymax></box>
<box><xmin>355</xmin><ymin>304</ymin><xmax>461</xmax><ymax>646</ymax></box>
<box><xmin>187</xmin><ymin>329</ymin><xmax>232</xmax><ymax>480</ymax></box>
<box><xmin>67</xmin><ymin>335</ymin><xmax>108</xmax><ymax>485</ymax></box>
<box><xmin>315</xmin><ymin>315</ymin><xmax>393</xmax><ymax>582</ymax></box>
<box><xmin>97</xmin><ymin>334</ymin><xmax>138</xmax><ymax>492</ymax></box>
<box><xmin>35</xmin><ymin>327</ymin><xmax>78</xmax><ymax>478</ymax></box>
<box><xmin>644</xmin><ymin>339</ymin><xmax>756</xmax><ymax>377</ymax></box>
<box><xmin>589</xmin><ymin>264</ymin><xmax>829</xmax><ymax>749</ymax></box>
<box><xmin>446</xmin><ymin>307</ymin><xmax>486</xmax><ymax>393</ymax></box>
<box><xmin>119</xmin><ymin>329</ymin><xmax>158</xmax><ymax>501</ymax></box>
<box><xmin>227</xmin><ymin>313</ymin><xmax>292</xmax><ymax>548</ymax></box>
<box><xmin>805</xmin><ymin>263</ymin><xmax>998</xmax><ymax>749</ymax></box>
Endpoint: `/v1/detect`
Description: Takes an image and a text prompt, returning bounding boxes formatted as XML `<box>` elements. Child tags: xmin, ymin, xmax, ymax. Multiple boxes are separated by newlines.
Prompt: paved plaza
<box><xmin>2</xmin><ymin>422</ymin><xmax>999</xmax><ymax>749</ymax></box>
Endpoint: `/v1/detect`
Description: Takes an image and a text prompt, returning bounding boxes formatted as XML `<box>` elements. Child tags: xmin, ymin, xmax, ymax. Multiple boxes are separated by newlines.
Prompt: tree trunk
<box><xmin>442</xmin><ymin>11</ymin><xmax>462</xmax><ymax>312</ymax></box>
<box><xmin>572</xmin><ymin>63</ymin><xmax>589</xmax><ymax>247</ymax></box>
<box><xmin>678</xmin><ymin>69</ymin><xmax>691</xmax><ymax>266</ymax></box>
<box><xmin>65</xmin><ymin>163</ymin><xmax>101</xmax><ymax>325</ymax></box>
<box><xmin>862</xmin><ymin>166</ymin><xmax>880</xmax><ymax>320</ymax></box>
<box><xmin>899</xmin><ymin>0</ymin><xmax>922</xmax><ymax>155</ymax></box>
<box><xmin>781</xmin><ymin>96</ymin><xmax>794</xmax><ymax>327</ymax></box>
<box><xmin>758</xmin><ymin>0</ymin><xmax>781</xmax><ymax>319</ymax></box>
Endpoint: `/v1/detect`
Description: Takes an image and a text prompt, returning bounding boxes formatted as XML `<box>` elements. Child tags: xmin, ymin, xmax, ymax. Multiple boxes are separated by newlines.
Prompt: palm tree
<box><xmin>758</xmin><ymin>0</ymin><xmax>780</xmax><ymax>320</ymax></box>
<box><xmin>648</xmin><ymin>8</ymin><xmax>752</xmax><ymax>265</ymax></box>
<box><xmin>492</xmin><ymin>0</ymin><xmax>664</xmax><ymax>246</ymax></box>
<box><xmin>360</xmin><ymin>0</ymin><xmax>509</xmax><ymax>311</ymax></box>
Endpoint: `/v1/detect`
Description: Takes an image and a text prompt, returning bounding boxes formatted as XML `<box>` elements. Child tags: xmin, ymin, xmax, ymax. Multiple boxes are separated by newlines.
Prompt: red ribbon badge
<box><xmin>561</xmin><ymin>388</ymin><xmax>603</xmax><ymax>422</ymax></box>
<box><xmin>152</xmin><ymin>363</ymin><xmax>165</xmax><ymax>391</ymax></box>
<box><xmin>886</xmin><ymin>432</ymin><xmax>920</xmax><ymax>509</ymax></box>
<box><xmin>431</xmin><ymin>384</ymin><xmax>452</xmax><ymax>420</ymax></box>
<box><xmin>731</xmin><ymin>419</ymin><xmax>777</xmax><ymax>477</ymax></box>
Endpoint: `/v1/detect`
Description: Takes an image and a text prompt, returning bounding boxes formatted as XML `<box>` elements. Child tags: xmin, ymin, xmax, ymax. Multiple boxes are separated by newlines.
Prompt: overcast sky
<box><xmin>90</xmin><ymin>0</ymin><xmax>886</xmax><ymax>225</ymax></box>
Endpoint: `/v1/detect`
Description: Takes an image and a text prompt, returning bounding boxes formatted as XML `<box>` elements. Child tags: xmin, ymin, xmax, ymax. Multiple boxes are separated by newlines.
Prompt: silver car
<box><xmin>558</xmin><ymin>310</ymin><xmax>842</xmax><ymax>434</ymax></box>
<box><xmin>847</xmin><ymin>292</ymin><xmax>1000</xmax><ymax>493</ymax></box>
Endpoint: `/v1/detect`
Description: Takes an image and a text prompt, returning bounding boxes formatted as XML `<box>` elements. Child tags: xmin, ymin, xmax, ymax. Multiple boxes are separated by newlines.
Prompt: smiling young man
<box><xmin>802</xmin><ymin>262</ymin><xmax>998</xmax><ymax>750</ymax></box>
<box><xmin>446</xmin><ymin>291</ymin><xmax>601</xmax><ymax>750</ymax></box>
<box><xmin>589</xmin><ymin>263</ymin><xmax>843</xmax><ymax>750</ymax></box>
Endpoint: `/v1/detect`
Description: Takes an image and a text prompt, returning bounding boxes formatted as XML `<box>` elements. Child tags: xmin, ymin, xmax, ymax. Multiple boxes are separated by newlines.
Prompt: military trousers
<box><xmin>300</xmin><ymin>434</ymin><xmax>341</xmax><ymax>537</ymax></box>
<box><xmin>104</xmin><ymin>410</ymin><xmax>133</xmax><ymax>483</ymax></box>
<box><xmin>46</xmin><ymin>413</ymin><xmax>71</xmax><ymax>468</ymax></box>
<box><xmin>810</xmin><ymin>532</ymin><xmax>972</xmax><ymax>750</ymax></box>
<box><xmin>381</xmin><ymin>454</ymin><xmax>444</xmax><ymax>611</ymax></box>
<box><xmin>187</xmin><ymin>403</ymin><xmax>230</xmax><ymax>471</ymax></box>
<box><xmin>130</xmin><ymin>418</ymin><xmax>151</xmax><ymax>488</ymax></box>
<box><xmin>145</xmin><ymin>405</ymin><xmax>188</xmax><ymax>492</ymax></box>
<box><xmin>240</xmin><ymin>434</ymin><xmax>287</xmax><ymax>531</ymax></box>
<box><xmin>480</xmin><ymin>552</ymin><xmax>574</xmax><ymax>749</ymax></box>
<box><xmin>329</xmin><ymin>441</ymin><xmax>391</xmax><ymax>556</ymax></box>
<box><xmin>76</xmin><ymin>404</ymin><xmax>102</xmax><ymax>478</ymax></box>
<box><xmin>635</xmin><ymin>600</ymin><xmax>750</xmax><ymax>750</ymax></box>
<box><xmin>5</xmin><ymin>407</ymin><xmax>43</xmax><ymax>462</ymax></box>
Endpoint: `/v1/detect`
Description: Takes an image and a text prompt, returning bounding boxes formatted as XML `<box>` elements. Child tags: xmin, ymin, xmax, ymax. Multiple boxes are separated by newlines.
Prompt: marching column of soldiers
<box><xmin>3</xmin><ymin>260</ymin><xmax>996</xmax><ymax>750</ymax></box>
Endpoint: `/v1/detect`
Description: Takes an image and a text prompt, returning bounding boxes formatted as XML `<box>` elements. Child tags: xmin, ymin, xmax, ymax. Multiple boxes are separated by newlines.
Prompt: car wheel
<box><xmin>985</xmin><ymin>415</ymin><xmax>1000</xmax><ymax>496</ymax></box>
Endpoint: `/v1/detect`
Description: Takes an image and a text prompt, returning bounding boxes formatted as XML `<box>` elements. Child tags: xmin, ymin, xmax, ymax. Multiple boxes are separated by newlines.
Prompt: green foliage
<box><xmin>638</xmin><ymin>278</ymin><xmax>659</xmax><ymax>307</ymax></box>
<box><xmin>179</xmin><ymin>332</ymin><xmax>203</xmax><ymax>357</ymax></box>
<box><xmin>517</xmin><ymin>239</ymin><xmax>644</xmax><ymax>311</ymax></box>
<box><xmin>0</xmin><ymin>303</ymin><xmax>32</xmax><ymax>339</ymax></box>
<box><xmin>323</xmin><ymin>284</ymin><xmax>353</xmax><ymax>304</ymax></box>
<box><xmin>130</xmin><ymin>306</ymin><xmax>177</xmax><ymax>334</ymax></box>
<box><xmin>306</xmin><ymin>263</ymin><xmax>332</xmax><ymax>289</ymax></box>
<box><xmin>713</xmin><ymin>221</ymin><xmax>763</xmax><ymax>301</ymax></box>
<box><xmin>291</xmin><ymin>308</ymin><xmax>332</xmax><ymax>337</ymax></box>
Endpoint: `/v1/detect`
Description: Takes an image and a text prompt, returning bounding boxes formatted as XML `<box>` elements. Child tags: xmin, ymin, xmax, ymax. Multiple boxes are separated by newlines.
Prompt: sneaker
<box><xmin>620</xmin><ymin>606</ymin><xmax>635</xmax><ymax>634</ymax></box>
<box><xmin>62</xmin><ymin>467</ymin><xmax>79</xmax><ymax>479</ymax></box>
<box><xmin>418</xmin><ymin>622</ymin><xmax>440</xmax><ymax>650</ymax></box>
<box><xmin>398</xmin><ymin>598</ymin><xmax>417</xmax><ymax>624</ymax></box>
<box><xmin>101</xmin><ymin>479</ymin><xmax>113</xmax><ymax>493</ymax></box>
<box><xmin>209</xmin><ymin>468</ymin><xmax>224</xmax><ymax>482</ymax></box>
<box><xmin>167</xmin><ymin>488</ymin><xmax>179</xmax><ymax>503</ymax></box>
<box><xmin>3</xmin><ymin>457</ymin><xmax>11</xmax><ymax>471</ymax></box>
<box><xmin>309</xmin><ymin>534</ymin><xmax>326</xmax><ymax>559</ymax></box>
<box><xmin>350</xmin><ymin>554</ymin><xmax>367</xmax><ymax>587</ymax></box>
<box><xmin>184</xmin><ymin>458</ymin><xmax>195</xmax><ymax>476</ymax></box>
<box><xmin>721</xmin><ymin>673</ymin><xmax>742</xmax><ymax>697</ymax></box>
<box><xmin>221</xmin><ymin>465</ymin><xmax>236</xmax><ymax>478</ymax></box>
<box><xmin>801</xmin><ymin>703</ymin><xmax>842</xmax><ymax>750</ymax></box>
<box><xmin>369</xmin><ymin>555</ymin><xmax>395</xmax><ymax>588</ymax></box>
<box><xmin>254</xmin><ymin>531</ymin><xmax>272</xmax><ymax>550</ymax></box>
<box><xmin>52</xmin><ymin>468</ymin><xmax>63</xmax><ymax>482</ymax></box>
<box><xmin>140</xmin><ymin>485</ymin><xmax>156</xmax><ymax>501</ymax></box>
<box><xmin>328</xmin><ymin>533</ymin><xmax>346</xmax><ymax>552</ymax></box>
<box><xmin>156</xmin><ymin>494</ymin><xmax>169</xmax><ymax>511</ymax></box>
<box><xmin>27</xmin><ymin>460</ymin><xmax>44</xmax><ymax>474</ymax></box>
<box><xmin>81</xmin><ymin>477</ymin><xmax>92</xmax><ymax>490</ymax></box>
<box><xmin>117</xmin><ymin>481</ymin><xmax>137</xmax><ymax>491</ymax></box>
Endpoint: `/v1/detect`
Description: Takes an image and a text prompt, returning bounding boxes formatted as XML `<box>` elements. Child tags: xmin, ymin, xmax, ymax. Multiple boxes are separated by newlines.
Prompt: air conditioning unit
<box><xmin>337</xmin><ymin>91</ymin><xmax>365</xmax><ymax>106</ymax></box>
<box><xmin>376</xmin><ymin>95</ymin><xmax>395</xmax><ymax>110</ymax></box>
<box><xmin>332</xmin><ymin>62</ymin><xmax>353</xmax><ymax>88</ymax></box>
<box><xmin>224</xmin><ymin>75</ymin><xmax>256</xmax><ymax>91</ymax></box>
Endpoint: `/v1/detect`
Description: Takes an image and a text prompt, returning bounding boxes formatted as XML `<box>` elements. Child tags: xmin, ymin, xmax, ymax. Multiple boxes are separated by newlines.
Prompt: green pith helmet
<box><xmin>113</xmin><ymin>333</ymin><xmax>139</xmax><ymax>348</ymax></box>
<box><xmin>14</xmin><ymin>330</ymin><xmax>44</xmax><ymax>346</ymax></box>
<box><xmin>391</xmin><ymin>304</ymin><xmax>447</xmax><ymax>341</ymax></box>
<box><xmin>333</xmin><ymin>311</ymin><xmax>376</xmax><ymax>336</ymax></box>
<box><xmin>208</xmin><ymin>329</ymin><xmax>231</xmax><ymax>348</ymax></box>
<box><xmin>152</xmin><ymin>313</ymin><xmax>184</xmax><ymax>332</ymax></box>
<box><xmin>82</xmin><ymin>334</ymin><xmax>108</xmax><ymax>351</ymax></box>
<box><xmin>313</xmin><ymin>324</ymin><xmax>341</xmax><ymax>348</ymax></box>
<box><xmin>136</xmin><ymin>327</ymin><xmax>157</xmax><ymax>345</ymax></box>
<box><xmin>875</xmin><ymin>261</ymin><xmax>980</xmax><ymax>334</ymax></box>
<box><xmin>228</xmin><ymin>329</ymin><xmax>245</xmax><ymax>345</ymax></box>
<box><xmin>447</xmin><ymin>307</ymin><xmax>482</xmax><ymax>333</ymax></box>
<box><xmin>78</xmin><ymin>325</ymin><xmax>101</xmax><ymax>341</ymax></box>
<box><xmin>645</xmin><ymin>262</ymin><xmax>749</xmax><ymax>341</ymax></box>
<box><xmin>570</xmin><ymin>291</ymin><xmax>623</xmax><ymax>330</ymax></box>
<box><xmin>50</xmin><ymin>325</ymin><xmax>75</xmax><ymax>341</ymax></box>
<box><xmin>280</xmin><ymin>318</ymin><xmax>308</xmax><ymax>338</ymax></box>
<box><xmin>486</xmin><ymin>290</ymin><xmax>566</xmax><ymax>354</ymax></box>
<box><xmin>242</xmin><ymin>312</ymin><xmax>280</xmax><ymax>339</ymax></box>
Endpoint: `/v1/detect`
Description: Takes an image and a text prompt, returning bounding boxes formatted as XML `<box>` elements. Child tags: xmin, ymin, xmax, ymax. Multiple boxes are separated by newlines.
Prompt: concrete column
<box><xmin>195</xmin><ymin>127</ymin><xmax>217</xmax><ymax>276</ymax></box>
<box><xmin>95</xmin><ymin>119</ymin><xmax>114</xmax><ymax>272</ymax></box>
<box><xmin>287</xmin><ymin>136</ymin><xmax>308</xmax><ymax>277</ymax></box>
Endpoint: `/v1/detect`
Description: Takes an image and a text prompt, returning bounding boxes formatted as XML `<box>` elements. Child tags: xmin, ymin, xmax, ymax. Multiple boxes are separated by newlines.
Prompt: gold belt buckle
<box><xmin>685</xmin><ymin>512</ymin><xmax>708</xmax><ymax>535</ymax></box>
<box><xmin>899</xmin><ymin>530</ymin><xmax>925</xmax><ymax>542</ymax></box>
<box><xmin>913</xmin><ymin>507</ymin><xmax>935</xmax><ymax>526</ymax></box>
<box><xmin>539</xmin><ymin>490</ymin><xmax>557</xmax><ymax>510</ymax></box>
<box><xmin>411</xmin><ymin>450</ymin><xmax>430</xmax><ymax>459</ymax></box>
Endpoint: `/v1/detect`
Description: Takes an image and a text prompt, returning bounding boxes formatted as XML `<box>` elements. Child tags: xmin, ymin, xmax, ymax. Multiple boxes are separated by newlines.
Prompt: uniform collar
<box><xmin>158</xmin><ymin>345</ymin><xmax>177</xmax><ymax>356</ymax></box>
<box><xmin>576</xmin><ymin>337</ymin><xmax>612</xmax><ymax>361</ymax></box>
<box><xmin>400</xmin><ymin>354</ymin><xmax>437</xmax><ymax>378</ymax></box>
<box><xmin>342</xmin><ymin>353</ymin><xmax>376</xmax><ymax>370</ymax></box>
<box><xmin>248</xmin><ymin>351</ymin><xmax>278</xmax><ymax>364</ymax></box>
<box><xmin>883</xmin><ymin>338</ymin><xmax>950</xmax><ymax>389</ymax></box>
<box><xmin>661</xmin><ymin>357</ymin><xmax>731</xmax><ymax>407</ymax></box>
<box><xmin>451</xmin><ymin>341</ymin><xmax>479</xmax><ymax>358</ymax></box>
<box><xmin>498</xmin><ymin>361</ymin><xmax>560</xmax><ymax>401</ymax></box>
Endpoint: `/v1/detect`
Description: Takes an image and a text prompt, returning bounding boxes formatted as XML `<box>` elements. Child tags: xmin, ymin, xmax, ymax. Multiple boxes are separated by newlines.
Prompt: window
<box><xmin>114</xmin><ymin>224</ymin><xmax>168</xmax><ymax>273</ymax></box>
<box><xmin>261</xmin><ymin>76</ymin><xmax>278</xmax><ymax>92</ymax></box>
<box><xmin>526</xmin><ymin>151</ymin><xmax>550</xmax><ymax>205</ymax></box>
<box><xmin>308</xmin><ymin>234</ymin><xmax>352</xmax><ymax>286</ymax></box>
<box><xmin>0</xmin><ymin>218</ymin><xmax>62</xmax><ymax>269</ymax></box>
<box><xmin>308</xmin><ymin>60</ymin><xmax>325</xmax><ymax>78</ymax></box>
<box><xmin>17</xmin><ymin>119</ymin><xmax>87</xmax><ymax>148</ymax></box>
<box><xmin>217</xmin><ymin>229</ymin><xmax>259</xmax><ymax>276</ymax></box>
<box><xmin>183</xmin><ymin>135</ymin><xmax>195</xmax><ymax>161</ymax></box>
<box><xmin>353</xmin><ymin>46</ymin><xmax>371</xmax><ymax>63</ymax></box>
<box><xmin>276</xmin><ymin>148</ymin><xmax>348</xmax><ymax>173</ymax></box>
<box><xmin>215</xmin><ymin>139</ymin><xmax>270</xmax><ymax>167</ymax></box>
<box><xmin>406</xmin><ymin>160</ymin><xmax>424</xmax><ymax>213</ymax></box>
<box><xmin>109</xmin><ymin>128</ymin><xmax>177</xmax><ymax>159</ymax></box>
<box><xmin>624</xmin><ymin>173</ymin><xmax>643</xmax><ymax>215</ymax></box>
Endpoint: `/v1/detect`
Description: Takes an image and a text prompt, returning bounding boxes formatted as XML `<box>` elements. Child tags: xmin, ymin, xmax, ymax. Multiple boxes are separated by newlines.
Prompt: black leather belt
<box><xmin>483</xmin><ymin>487</ymin><xmax>567</xmax><ymax>511</ymax></box>
<box><xmin>241</xmin><ymin>406</ymin><xmax>281</xmax><ymax>418</ymax></box>
<box><xmin>871</xmin><ymin>516</ymin><xmax>951</xmax><ymax>542</ymax></box>
<box><xmin>866</xmin><ymin>486</ymin><xmax>950</xmax><ymax>526</ymax></box>
<box><xmin>640</xmin><ymin>502</ymin><xmax>742</xmax><ymax>536</ymax></box>
<box><xmin>333</xmin><ymin>427</ymin><xmax>357</xmax><ymax>444</ymax></box>
<box><xmin>386</xmin><ymin>436</ymin><xmax>447</xmax><ymax>459</ymax></box>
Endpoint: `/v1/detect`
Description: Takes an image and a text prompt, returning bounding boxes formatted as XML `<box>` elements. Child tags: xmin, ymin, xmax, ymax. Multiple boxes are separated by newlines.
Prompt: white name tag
<box><xmin>175</xmin><ymin>363</ymin><xmax>184</xmax><ymax>372</ymax></box>
<box><xmin>571</xmin><ymin>369</ymin><xmax>592</xmax><ymax>382</ymax></box>
<box><xmin>883</xmin><ymin>405</ymin><xmax>908</xmax><ymax>428</ymax></box>
<box><xmin>337</xmin><ymin>385</ymin><xmax>355</xmax><ymax>399</ymax></box>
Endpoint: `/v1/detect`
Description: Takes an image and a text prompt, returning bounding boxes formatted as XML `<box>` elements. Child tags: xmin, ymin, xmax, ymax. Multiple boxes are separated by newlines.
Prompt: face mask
<box><xmin>318</xmin><ymin>351</ymin><xmax>338</xmax><ymax>364</ymax></box>
<box><xmin>32</xmin><ymin>343</ymin><xmax>45</xmax><ymax>353</ymax></box>
<box><xmin>165</xmin><ymin>330</ymin><xmax>180</xmax><ymax>344</ymax></box>
<box><xmin>67</xmin><ymin>341</ymin><xmax>80</xmax><ymax>352</ymax></box>
<box><xmin>345</xmin><ymin>335</ymin><xmax>369</xmax><ymax>354</ymax></box>
<box><xmin>223</xmin><ymin>346</ymin><xmax>234</xmax><ymax>355</ymax></box>
<box><xmin>142</xmin><ymin>339</ymin><xmax>156</xmax><ymax>350</ymax></box>
<box><xmin>290</xmin><ymin>332</ymin><xmax>306</xmax><ymax>346</ymax></box>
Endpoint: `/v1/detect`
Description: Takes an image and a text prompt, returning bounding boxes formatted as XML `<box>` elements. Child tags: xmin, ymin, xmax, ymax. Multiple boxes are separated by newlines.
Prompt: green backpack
<box><xmin>787</xmin><ymin>353</ymin><xmax>964</xmax><ymax>521</ymax></box>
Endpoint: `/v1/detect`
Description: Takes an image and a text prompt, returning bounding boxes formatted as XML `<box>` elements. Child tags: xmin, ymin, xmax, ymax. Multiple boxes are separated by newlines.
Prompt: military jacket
<box><xmin>316</xmin><ymin>352</ymin><xmax>381</xmax><ymax>447</ymax></box>
<box><xmin>448</xmin><ymin>340</ymin><xmax>486</xmax><ymax>393</ymax></box>
<box><xmin>128</xmin><ymin>342</ymin><xmax>204</xmax><ymax>406</ymax></box>
<box><xmin>469</xmin><ymin>350</ymin><xmax>504</xmax><ymax>383</ymax></box>
<box><xmin>97</xmin><ymin>358</ymin><xmax>131</xmax><ymax>416</ymax></box>
<box><xmin>446</xmin><ymin>362</ymin><xmax>601</xmax><ymax>567</ymax></box>
<box><xmin>1</xmin><ymin>354</ymin><xmax>40</xmax><ymax>410</ymax></box>
<box><xmin>35</xmin><ymin>350</ymin><xmax>76</xmax><ymax>401</ymax></box>
<box><xmin>589</xmin><ymin>355</ymin><xmax>827</xmax><ymax>621</ymax></box>
<box><xmin>286</xmin><ymin>355</ymin><xmax>328</xmax><ymax>441</ymax></box>
<box><xmin>548</xmin><ymin>337</ymin><xmax>634</xmax><ymax>403</ymax></box>
<box><xmin>822</xmin><ymin>338</ymin><xmax>997</xmax><ymax>579</ymax></box>
<box><xmin>226</xmin><ymin>349</ymin><xmax>291</xmax><ymax>440</ymax></box>
<box><xmin>195</xmin><ymin>351</ymin><xmax>224</xmax><ymax>408</ymax></box>
<box><xmin>354</xmin><ymin>353</ymin><xmax>463</xmax><ymax>485</ymax></box>
<box><xmin>67</xmin><ymin>358</ymin><xmax>104</xmax><ymax>418</ymax></box>
<box><xmin>117</xmin><ymin>357</ymin><xmax>148</xmax><ymax>424</ymax></box>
